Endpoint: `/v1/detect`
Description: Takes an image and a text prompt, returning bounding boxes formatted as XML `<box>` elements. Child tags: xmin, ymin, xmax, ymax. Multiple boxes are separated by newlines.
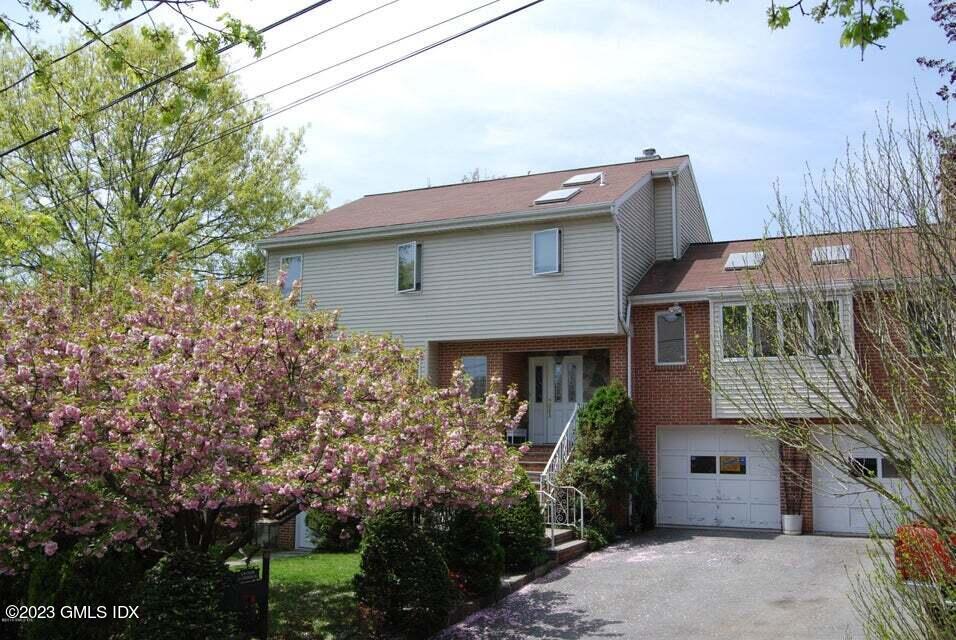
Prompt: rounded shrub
<box><xmin>354</xmin><ymin>510</ymin><xmax>454</xmax><ymax>639</ymax></box>
<box><xmin>24</xmin><ymin>547</ymin><xmax>146</xmax><ymax>640</ymax></box>
<box><xmin>442</xmin><ymin>509</ymin><xmax>504</xmax><ymax>597</ymax></box>
<box><xmin>305</xmin><ymin>510</ymin><xmax>361</xmax><ymax>552</ymax></box>
<box><xmin>129</xmin><ymin>549</ymin><xmax>237</xmax><ymax>640</ymax></box>
<box><xmin>491</xmin><ymin>468</ymin><xmax>546</xmax><ymax>572</ymax></box>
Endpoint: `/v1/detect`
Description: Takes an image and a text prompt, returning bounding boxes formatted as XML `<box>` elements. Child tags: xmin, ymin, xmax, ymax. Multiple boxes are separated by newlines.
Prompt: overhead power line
<box><xmin>0</xmin><ymin>0</ymin><xmax>337</xmax><ymax>160</ymax></box>
<box><xmin>4</xmin><ymin>0</ymin><xmax>501</xmax><ymax>196</ymax></box>
<box><xmin>9</xmin><ymin>0</ymin><xmax>547</xmax><ymax>217</ymax></box>
<box><xmin>0</xmin><ymin>2</ymin><xmax>161</xmax><ymax>95</ymax></box>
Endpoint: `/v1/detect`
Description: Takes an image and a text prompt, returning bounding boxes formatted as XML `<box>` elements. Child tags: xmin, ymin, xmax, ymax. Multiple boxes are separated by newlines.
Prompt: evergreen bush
<box><xmin>354</xmin><ymin>510</ymin><xmax>454</xmax><ymax>639</ymax></box>
<box><xmin>491</xmin><ymin>468</ymin><xmax>547</xmax><ymax>572</ymax></box>
<box><xmin>129</xmin><ymin>549</ymin><xmax>236</xmax><ymax>640</ymax></box>
<box><xmin>441</xmin><ymin>510</ymin><xmax>504</xmax><ymax>596</ymax></box>
<box><xmin>24</xmin><ymin>548</ymin><xmax>146</xmax><ymax>640</ymax></box>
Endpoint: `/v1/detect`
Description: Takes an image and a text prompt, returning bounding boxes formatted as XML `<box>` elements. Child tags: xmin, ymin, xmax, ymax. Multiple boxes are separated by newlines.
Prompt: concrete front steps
<box><xmin>518</xmin><ymin>444</ymin><xmax>554</xmax><ymax>486</ymax></box>
<box><xmin>545</xmin><ymin>527</ymin><xmax>589</xmax><ymax>563</ymax></box>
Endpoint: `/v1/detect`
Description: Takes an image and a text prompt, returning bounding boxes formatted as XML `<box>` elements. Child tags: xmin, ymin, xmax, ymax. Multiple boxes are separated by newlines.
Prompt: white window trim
<box><xmin>718</xmin><ymin>299</ymin><xmax>844</xmax><ymax>362</ymax></box>
<box><xmin>279</xmin><ymin>254</ymin><xmax>303</xmax><ymax>298</ymax></box>
<box><xmin>396</xmin><ymin>241</ymin><xmax>421</xmax><ymax>293</ymax></box>
<box><xmin>532</xmin><ymin>228</ymin><xmax>561</xmax><ymax>276</ymax></box>
<box><xmin>654</xmin><ymin>310</ymin><xmax>687</xmax><ymax>366</ymax></box>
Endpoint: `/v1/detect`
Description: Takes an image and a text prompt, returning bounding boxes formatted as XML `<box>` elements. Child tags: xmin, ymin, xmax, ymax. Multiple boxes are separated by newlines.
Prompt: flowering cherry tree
<box><xmin>0</xmin><ymin>276</ymin><xmax>525</xmax><ymax>573</ymax></box>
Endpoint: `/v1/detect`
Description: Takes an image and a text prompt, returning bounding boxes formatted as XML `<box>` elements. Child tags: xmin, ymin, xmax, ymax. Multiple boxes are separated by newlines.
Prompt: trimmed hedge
<box><xmin>491</xmin><ymin>468</ymin><xmax>546</xmax><ymax>572</ymax></box>
<box><xmin>354</xmin><ymin>510</ymin><xmax>454</xmax><ymax>639</ymax></box>
<box><xmin>129</xmin><ymin>550</ymin><xmax>237</xmax><ymax>640</ymax></box>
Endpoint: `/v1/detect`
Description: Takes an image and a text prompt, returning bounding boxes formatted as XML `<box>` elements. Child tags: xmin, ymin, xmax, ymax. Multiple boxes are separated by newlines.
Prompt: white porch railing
<box><xmin>538</xmin><ymin>405</ymin><xmax>585</xmax><ymax>539</ymax></box>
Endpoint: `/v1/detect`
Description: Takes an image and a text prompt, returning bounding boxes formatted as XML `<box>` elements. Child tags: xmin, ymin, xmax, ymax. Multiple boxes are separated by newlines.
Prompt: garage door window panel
<box><xmin>848</xmin><ymin>457</ymin><xmax>878</xmax><ymax>479</ymax></box>
<box><xmin>690</xmin><ymin>456</ymin><xmax>717</xmax><ymax>474</ymax></box>
<box><xmin>720</xmin><ymin>456</ymin><xmax>747</xmax><ymax>474</ymax></box>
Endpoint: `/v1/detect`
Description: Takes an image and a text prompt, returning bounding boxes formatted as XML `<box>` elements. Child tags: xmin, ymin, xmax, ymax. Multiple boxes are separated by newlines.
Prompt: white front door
<box><xmin>657</xmin><ymin>426</ymin><xmax>781</xmax><ymax>529</ymax></box>
<box><xmin>528</xmin><ymin>355</ymin><xmax>584</xmax><ymax>443</ymax></box>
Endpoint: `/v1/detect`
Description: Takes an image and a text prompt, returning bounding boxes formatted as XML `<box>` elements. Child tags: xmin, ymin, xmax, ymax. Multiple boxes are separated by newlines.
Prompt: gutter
<box><xmin>627</xmin><ymin>281</ymin><xmax>856</xmax><ymax>305</ymax></box>
<box><xmin>257</xmin><ymin>201</ymin><xmax>614</xmax><ymax>249</ymax></box>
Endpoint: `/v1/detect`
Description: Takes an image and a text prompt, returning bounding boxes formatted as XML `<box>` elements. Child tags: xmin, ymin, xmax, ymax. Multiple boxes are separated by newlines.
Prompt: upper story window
<box><xmin>721</xmin><ymin>300</ymin><xmax>843</xmax><ymax>360</ymax></box>
<box><xmin>279</xmin><ymin>255</ymin><xmax>302</xmax><ymax>298</ymax></box>
<box><xmin>397</xmin><ymin>242</ymin><xmax>422</xmax><ymax>293</ymax></box>
<box><xmin>461</xmin><ymin>356</ymin><xmax>488</xmax><ymax>399</ymax></box>
<box><xmin>533</xmin><ymin>228</ymin><xmax>561</xmax><ymax>275</ymax></box>
<box><xmin>655</xmin><ymin>308</ymin><xmax>686</xmax><ymax>365</ymax></box>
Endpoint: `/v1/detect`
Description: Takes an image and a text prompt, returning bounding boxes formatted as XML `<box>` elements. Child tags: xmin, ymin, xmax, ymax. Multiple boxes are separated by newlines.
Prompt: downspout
<box><xmin>625</xmin><ymin>302</ymin><xmax>633</xmax><ymax>398</ymax></box>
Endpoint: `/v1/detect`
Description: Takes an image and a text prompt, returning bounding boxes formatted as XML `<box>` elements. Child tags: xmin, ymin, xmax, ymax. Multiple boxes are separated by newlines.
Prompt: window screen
<box><xmin>397</xmin><ymin>242</ymin><xmax>421</xmax><ymax>292</ymax></box>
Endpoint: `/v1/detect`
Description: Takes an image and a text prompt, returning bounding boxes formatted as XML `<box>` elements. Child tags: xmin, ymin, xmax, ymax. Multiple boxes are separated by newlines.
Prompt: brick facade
<box><xmin>631</xmin><ymin>301</ymin><xmax>813</xmax><ymax>533</ymax></box>
<box><xmin>436</xmin><ymin>334</ymin><xmax>627</xmax><ymax>391</ymax></box>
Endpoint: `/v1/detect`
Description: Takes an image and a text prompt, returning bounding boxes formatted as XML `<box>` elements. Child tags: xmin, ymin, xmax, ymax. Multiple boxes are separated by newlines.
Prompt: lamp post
<box><xmin>254</xmin><ymin>507</ymin><xmax>280</xmax><ymax>639</ymax></box>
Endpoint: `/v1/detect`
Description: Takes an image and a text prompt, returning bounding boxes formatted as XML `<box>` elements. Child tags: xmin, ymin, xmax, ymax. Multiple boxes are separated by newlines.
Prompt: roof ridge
<box><xmin>361</xmin><ymin>154</ymin><xmax>690</xmax><ymax>198</ymax></box>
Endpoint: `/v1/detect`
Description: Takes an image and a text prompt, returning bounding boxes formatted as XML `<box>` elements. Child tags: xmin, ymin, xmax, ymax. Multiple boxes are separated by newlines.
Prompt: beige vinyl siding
<box><xmin>616</xmin><ymin>180</ymin><xmax>656</xmax><ymax>305</ymax></box>
<box><xmin>677</xmin><ymin>167</ymin><xmax>711</xmax><ymax>256</ymax></box>
<box><xmin>710</xmin><ymin>296</ymin><xmax>856</xmax><ymax>418</ymax></box>
<box><xmin>653</xmin><ymin>177</ymin><xmax>674</xmax><ymax>261</ymax></box>
<box><xmin>265</xmin><ymin>215</ymin><xmax>620</xmax><ymax>352</ymax></box>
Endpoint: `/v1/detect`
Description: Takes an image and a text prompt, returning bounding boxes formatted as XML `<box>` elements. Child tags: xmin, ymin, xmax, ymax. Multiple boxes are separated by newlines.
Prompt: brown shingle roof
<box><xmin>269</xmin><ymin>156</ymin><xmax>688</xmax><ymax>239</ymax></box>
<box><xmin>632</xmin><ymin>229</ymin><xmax>922</xmax><ymax>297</ymax></box>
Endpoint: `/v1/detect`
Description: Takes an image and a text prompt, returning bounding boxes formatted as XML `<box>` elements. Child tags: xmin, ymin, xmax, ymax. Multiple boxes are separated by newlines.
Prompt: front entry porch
<box><xmin>430</xmin><ymin>334</ymin><xmax>626</xmax><ymax>445</ymax></box>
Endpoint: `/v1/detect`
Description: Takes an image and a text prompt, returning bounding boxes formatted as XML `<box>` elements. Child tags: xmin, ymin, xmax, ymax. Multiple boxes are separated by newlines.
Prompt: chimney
<box><xmin>635</xmin><ymin>148</ymin><xmax>660</xmax><ymax>162</ymax></box>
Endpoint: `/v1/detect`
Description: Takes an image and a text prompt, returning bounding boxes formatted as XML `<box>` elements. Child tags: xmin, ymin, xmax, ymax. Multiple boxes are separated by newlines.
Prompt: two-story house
<box><xmin>259</xmin><ymin>154</ymin><xmax>710</xmax><ymax>447</ymax></box>
<box><xmin>261</xmin><ymin>153</ymin><xmax>909</xmax><ymax>546</ymax></box>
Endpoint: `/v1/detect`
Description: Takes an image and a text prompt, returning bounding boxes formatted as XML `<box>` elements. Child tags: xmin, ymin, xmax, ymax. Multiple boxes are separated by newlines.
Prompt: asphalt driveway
<box><xmin>440</xmin><ymin>528</ymin><xmax>872</xmax><ymax>639</ymax></box>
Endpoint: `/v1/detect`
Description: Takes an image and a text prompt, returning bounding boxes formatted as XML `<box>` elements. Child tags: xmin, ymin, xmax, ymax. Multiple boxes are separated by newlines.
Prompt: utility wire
<box><xmin>0</xmin><ymin>0</ymin><xmax>337</xmax><ymax>159</ymax></box>
<box><xmin>0</xmin><ymin>3</ymin><xmax>161</xmax><ymax>95</ymax></box>
<box><xmin>4</xmin><ymin>0</ymin><xmax>501</xmax><ymax>196</ymax></box>
<box><xmin>8</xmin><ymin>0</ymin><xmax>546</xmax><ymax>216</ymax></box>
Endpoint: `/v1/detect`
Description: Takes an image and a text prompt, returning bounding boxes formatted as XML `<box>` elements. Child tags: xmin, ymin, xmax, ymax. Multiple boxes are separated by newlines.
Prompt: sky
<box><xmin>35</xmin><ymin>0</ymin><xmax>953</xmax><ymax>241</ymax></box>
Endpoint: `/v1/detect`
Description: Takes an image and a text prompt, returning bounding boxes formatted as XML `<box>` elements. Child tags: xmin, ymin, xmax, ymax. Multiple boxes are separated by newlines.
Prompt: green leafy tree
<box><xmin>708</xmin><ymin>0</ymin><xmax>909</xmax><ymax>53</ymax></box>
<box><xmin>0</xmin><ymin>28</ymin><xmax>325</xmax><ymax>287</ymax></box>
<box><xmin>0</xmin><ymin>1</ymin><xmax>262</xmax><ymax>85</ymax></box>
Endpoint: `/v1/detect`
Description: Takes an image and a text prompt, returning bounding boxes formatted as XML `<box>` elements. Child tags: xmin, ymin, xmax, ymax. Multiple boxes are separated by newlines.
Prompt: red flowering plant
<box><xmin>0</xmin><ymin>275</ymin><xmax>526</xmax><ymax>573</ymax></box>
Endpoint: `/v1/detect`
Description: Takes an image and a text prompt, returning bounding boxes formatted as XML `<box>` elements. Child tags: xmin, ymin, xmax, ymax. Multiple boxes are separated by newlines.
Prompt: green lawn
<box><xmin>255</xmin><ymin>552</ymin><xmax>365</xmax><ymax>639</ymax></box>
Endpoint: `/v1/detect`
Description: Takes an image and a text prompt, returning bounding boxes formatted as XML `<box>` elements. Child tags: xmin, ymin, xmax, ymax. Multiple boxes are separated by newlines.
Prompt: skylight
<box><xmin>811</xmin><ymin>244</ymin><xmax>852</xmax><ymax>265</ymax></box>
<box><xmin>534</xmin><ymin>187</ymin><xmax>581</xmax><ymax>205</ymax></box>
<box><xmin>724</xmin><ymin>251</ymin><xmax>765</xmax><ymax>271</ymax></box>
<box><xmin>563</xmin><ymin>172</ymin><xmax>603</xmax><ymax>187</ymax></box>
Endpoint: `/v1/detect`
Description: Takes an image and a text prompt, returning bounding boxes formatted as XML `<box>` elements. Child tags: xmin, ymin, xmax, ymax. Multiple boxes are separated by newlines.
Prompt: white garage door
<box><xmin>813</xmin><ymin>433</ymin><xmax>911</xmax><ymax>535</ymax></box>
<box><xmin>657</xmin><ymin>426</ymin><xmax>781</xmax><ymax>529</ymax></box>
